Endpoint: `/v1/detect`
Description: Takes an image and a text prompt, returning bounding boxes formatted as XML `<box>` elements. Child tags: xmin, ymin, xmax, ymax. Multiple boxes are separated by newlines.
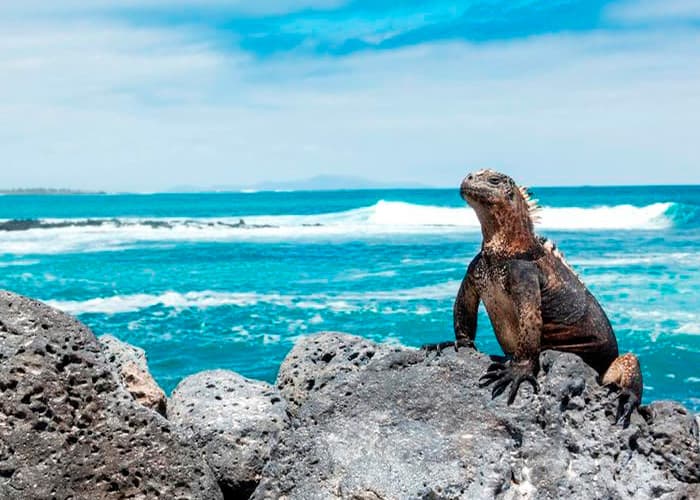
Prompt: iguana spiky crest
<box><xmin>518</xmin><ymin>185</ymin><xmax>541</xmax><ymax>223</ymax></box>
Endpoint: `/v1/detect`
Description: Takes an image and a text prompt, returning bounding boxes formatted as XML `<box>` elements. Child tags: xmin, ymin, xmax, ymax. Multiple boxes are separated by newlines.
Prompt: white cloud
<box><xmin>0</xmin><ymin>1</ymin><xmax>346</xmax><ymax>17</ymax></box>
<box><xmin>1</xmin><ymin>7</ymin><xmax>699</xmax><ymax>190</ymax></box>
<box><xmin>607</xmin><ymin>0</ymin><xmax>700</xmax><ymax>23</ymax></box>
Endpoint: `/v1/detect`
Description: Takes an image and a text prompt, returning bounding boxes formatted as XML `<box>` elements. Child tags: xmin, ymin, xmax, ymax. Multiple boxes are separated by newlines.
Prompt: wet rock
<box><xmin>169</xmin><ymin>370</ymin><xmax>288</xmax><ymax>498</ymax></box>
<box><xmin>99</xmin><ymin>334</ymin><xmax>167</xmax><ymax>416</ymax></box>
<box><xmin>0</xmin><ymin>291</ymin><xmax>222</xmax><ymax>500</ymax></box>
<box><xmin>254</xmin><ymin>333</ymin><xmax>700</xmax><ymax>499</ymax></box>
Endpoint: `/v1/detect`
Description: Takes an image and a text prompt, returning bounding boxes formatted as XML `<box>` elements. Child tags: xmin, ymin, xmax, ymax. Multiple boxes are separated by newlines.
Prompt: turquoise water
<box><xmin>1</xmin><ymin>186</ymin><xmax>699</xmax><ymax>410</ymax></box>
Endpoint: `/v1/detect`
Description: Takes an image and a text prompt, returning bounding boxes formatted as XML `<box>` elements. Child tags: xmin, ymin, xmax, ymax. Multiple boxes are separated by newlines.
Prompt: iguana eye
<box><xmin>488</xmin><ymin>176</ymin><xmax>501</xmax><ymax>186</ymax></box>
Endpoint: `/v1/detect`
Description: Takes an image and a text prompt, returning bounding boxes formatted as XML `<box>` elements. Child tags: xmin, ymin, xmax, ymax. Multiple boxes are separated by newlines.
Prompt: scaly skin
<box><xmin>424</xmin><ymin>169</ymin><xmax>643</xmax><ymax>425</ymax></box>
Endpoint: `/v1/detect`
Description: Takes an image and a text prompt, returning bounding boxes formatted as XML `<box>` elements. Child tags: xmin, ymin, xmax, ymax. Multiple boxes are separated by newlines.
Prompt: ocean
<box><xmin>0</xmin><ymin>186</ymin><xmax>699</xmax><ymax>410</ymax></box>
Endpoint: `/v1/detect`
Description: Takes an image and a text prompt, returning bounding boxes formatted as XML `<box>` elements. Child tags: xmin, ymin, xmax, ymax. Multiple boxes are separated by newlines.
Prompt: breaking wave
<box><xmin>0</xmin><ymin>200</ymin><xmax>693</xmax><ymax>255</ymax></box>
<box><xmin>45</xmin><ymin>282</ymin><xmax>460</xmax><ymax>315</ymax></box>
<box><xmin>39</xmin><ymin>286</ymin><xmax>700</xmax><ymax>339</ymax></box>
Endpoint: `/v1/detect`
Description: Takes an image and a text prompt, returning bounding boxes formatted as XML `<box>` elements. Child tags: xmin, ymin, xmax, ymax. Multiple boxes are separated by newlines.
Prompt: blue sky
<box><xmin>1</xmin><ymin>0</ymin><xmax>699</xmax><ymax>190</ymax></box>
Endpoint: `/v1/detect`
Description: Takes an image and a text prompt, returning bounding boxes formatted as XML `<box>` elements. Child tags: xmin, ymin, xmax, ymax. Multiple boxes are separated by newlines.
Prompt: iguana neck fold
<box><xmin>480</xmin><ymin>213</ymin><xmax>539</xmax><ymax>258</ymax></box>
<box><xmin>470</xmin><ymin>196</ymin><xmax>539</xmax><ymax>259</ymax></box>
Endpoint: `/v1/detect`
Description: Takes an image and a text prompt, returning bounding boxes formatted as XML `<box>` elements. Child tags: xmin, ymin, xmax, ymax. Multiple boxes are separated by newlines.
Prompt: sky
<box><xmin>1</xmin><ymin>0</ymin><xmax>699</xmax><ymax>191</ymax></box>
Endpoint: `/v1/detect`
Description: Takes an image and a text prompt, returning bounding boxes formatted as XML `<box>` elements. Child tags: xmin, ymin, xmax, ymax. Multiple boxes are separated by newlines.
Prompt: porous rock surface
<box><xmin>254</xmin><ymin>332</ymin><xmax>700</xmax><ymax>500</ymax></box>
<box><xmin>0</xmin><ymin>291</ymin><xmax>222</xmax><ymax>500</ymax></box>
<box><xmin>168</xmin><ymin>370</ymin><xmax>289</xmax><ymax>498</ymax></box>
<box><xmin>277</xmin><ymin>331</ymin><xmax>381</xmax><ymax>416</ymax></box>
<box><xmin>99</xmin><ymin>334</ymin><xmax>167</xmax><ymax>416</ymax></box>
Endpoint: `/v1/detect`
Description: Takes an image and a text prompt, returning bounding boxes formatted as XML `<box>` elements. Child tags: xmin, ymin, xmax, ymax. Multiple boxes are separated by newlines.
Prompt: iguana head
<box><xmin>460</xmin><ymin>169</ymin><xmax>540</xmax><ymax>255</ymax></box>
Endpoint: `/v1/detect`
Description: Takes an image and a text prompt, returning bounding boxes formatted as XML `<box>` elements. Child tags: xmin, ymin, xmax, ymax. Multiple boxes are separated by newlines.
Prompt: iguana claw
<box><xmin>613</xmin><ymin>388</ymin><xmax>639</xmax><ymax>428</ymax></box>
<box><xmin>421</xmin><ymin>338</ymin><xmax>474</xmax><ymax>354</ymax></box>
<box><xmin>479</xmin><ymin>360</ymin><xmax>539</xmax><ymax>405</ymax></box>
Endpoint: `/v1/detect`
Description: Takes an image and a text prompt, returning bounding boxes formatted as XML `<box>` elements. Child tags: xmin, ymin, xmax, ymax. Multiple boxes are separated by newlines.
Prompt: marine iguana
<box><xmin>424</xmin><ymin>169</ymin><xmax>643</xmax><ymax>425</ymax></box>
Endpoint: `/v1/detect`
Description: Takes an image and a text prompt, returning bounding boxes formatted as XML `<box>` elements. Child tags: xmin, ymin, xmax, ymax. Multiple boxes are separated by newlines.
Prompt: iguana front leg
<box><xmin>453</xmin><ymin>262</ymin><xmax>480</xmax><ymax>350</ymax></box>
<box><xmin>603</xmin><ymin>353</ymin><xmax>643</xmax><ymax>426</ymax></box>
<box><xmin>480</xmin><ymin>261</ymin><xmax>541</xmax><ymax>404</ymax></box>
<box><xmin>423</xmin><ymin>255</ymin><xmax>480</xmax><ymax>353</ymax></box>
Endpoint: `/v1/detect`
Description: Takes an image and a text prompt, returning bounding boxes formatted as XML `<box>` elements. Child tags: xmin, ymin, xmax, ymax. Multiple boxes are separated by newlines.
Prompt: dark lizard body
<box><xmin>427</xmin><ymin>169</ymin><xmax>643</xmax><ymax>425</ymax></box>
<box><xmin>465</xmin><ymin>240</ymin><xmax>618</xmax><ymax>374</ymax></box>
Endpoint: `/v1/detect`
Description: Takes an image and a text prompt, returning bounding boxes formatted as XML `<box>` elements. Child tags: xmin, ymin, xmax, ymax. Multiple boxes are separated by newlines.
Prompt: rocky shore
<box><xmin>1</xmin><ymin>290</ymin><xmax>698</xmax><ymax>499</ymax></box>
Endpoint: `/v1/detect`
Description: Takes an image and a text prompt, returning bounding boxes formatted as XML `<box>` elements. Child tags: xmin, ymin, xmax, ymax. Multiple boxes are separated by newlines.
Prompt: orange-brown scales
<box><xmin>424</xmin><ymin>169</ymin><xmax>643</xmax><ymax>425</ymax></box>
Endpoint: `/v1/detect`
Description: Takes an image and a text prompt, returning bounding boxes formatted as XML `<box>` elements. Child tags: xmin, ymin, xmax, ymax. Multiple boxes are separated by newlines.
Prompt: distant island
<box><xmin>0</xmin><ymin>188</ymin><xmax>105</xmax><ymax>195</ymax></box>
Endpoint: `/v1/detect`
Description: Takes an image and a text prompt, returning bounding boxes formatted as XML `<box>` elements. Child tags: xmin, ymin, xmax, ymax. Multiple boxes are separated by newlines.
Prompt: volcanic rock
<box><xmin>254</xmin><ymin>332</ymin><xmax>700</xmax><ymax>499</ymax></box>
<box><xmin>99</xmin><ymin>334</ymin><xmax>167</xmax><ymax>416</ymax></box>
<box><xmin>169</xmin><ymin>370</ymin><xmax>288</xmax><ymax>498</ymax></box>
<box><xmin>0</xmin><ymin>291</ymin><xmax>222</xmax><ymax>499</ymax></box>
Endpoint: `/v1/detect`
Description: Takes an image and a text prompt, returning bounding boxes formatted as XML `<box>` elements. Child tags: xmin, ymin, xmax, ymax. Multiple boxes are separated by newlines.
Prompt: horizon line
<box><xmin>2</xmin><ymin>182</ymin><xmax>700</xmax><ymax>195</ymax></box>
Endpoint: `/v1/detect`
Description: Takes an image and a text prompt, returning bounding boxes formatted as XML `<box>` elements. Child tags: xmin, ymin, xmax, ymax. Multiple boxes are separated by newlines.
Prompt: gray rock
<box><xmin>99</xmin><ymin>334</ymin><xmax>167</xmax><ymax>416</ymax></box>
<box><xmin>254</xmin><ymin>333</ymin><xmax>700</xmax><ymax>500</ymax></box>
<box><xmin>276</xmin><ymin>331</ymin><xmax>384</xmax><ymax>416</ymax></box>
<box><xmin>0</xmin><ymin>291</ymin><xmax>222</xmax><ymax>500</ymax></box>
<box><xmin>169</xmin><ymin>370</ymin><xmax>289</xmax><ymax>498</ymax></box>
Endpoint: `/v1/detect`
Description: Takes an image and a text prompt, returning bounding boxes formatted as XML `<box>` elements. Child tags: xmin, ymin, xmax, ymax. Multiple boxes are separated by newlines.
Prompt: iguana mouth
<box><xmin>460</xmin><ymin>184</ymin><xmax>488</xmax><ymax>203</ymax></box>
<box><xmin>460</xmin><ymin>171</ymin><xmax>493</xmax><ymax>203</ymax></box>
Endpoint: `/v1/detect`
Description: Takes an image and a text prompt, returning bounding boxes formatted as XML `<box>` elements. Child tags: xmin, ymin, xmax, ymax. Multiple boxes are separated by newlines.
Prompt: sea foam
<box><xmin>0</xmin><ymin>201</ymin><xmax>682</xmax><ymax>255</ymax></box>
<box><xmin>45</xmin><ymin>281</ymin><xmax>461</xmax><ymax>315</ymax></box>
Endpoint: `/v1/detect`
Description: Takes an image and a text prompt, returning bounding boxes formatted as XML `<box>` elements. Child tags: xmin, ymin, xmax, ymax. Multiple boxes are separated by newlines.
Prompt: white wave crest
<box><xmin>675</xmin><ymin>323</ymin><xmax>700</xmax><ymax>335</ymax></box>
<box><xmin>0</xmin><ymin>259</ymin><xmax>40</xmax><ymax>268</ymax></box>
<box><xmin>47</xmin><ymin>291</ymin><xmax>270</xmax><ymax>314</ymax></box>
<box><xmin>538</xmin><ymin>203</ymin><xmax>673</xmax><ymax>230</ymax></box>
<box><xmin>45</xmin><ymin>281</ymin><xmax>460</xmax><ymax>315</ymax></box>
<box><xmin>0</xmin><ymin>200</ymin><xmax>676</xmax><ymax>255</ymax></box>
<box><xmin>366</xmin><ymin>200</ymin><xmax>478</xmax><ymax>227</ymax></box>
<box><xmin>571</xmin><ymin>252</ymin><xmax>700</xmax><ymax>268</ymax></box>
<box><xmin>366</xmin><ymin>200</ymin><xmax>674</xmax><ymax>230</ymax></box>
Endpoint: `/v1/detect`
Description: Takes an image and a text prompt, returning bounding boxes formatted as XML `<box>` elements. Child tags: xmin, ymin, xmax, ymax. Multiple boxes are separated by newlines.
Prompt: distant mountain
<box><xmin>169</xmin><ymin>175</ymin><xmax>430</xmax><ymax>193</ymax></box>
